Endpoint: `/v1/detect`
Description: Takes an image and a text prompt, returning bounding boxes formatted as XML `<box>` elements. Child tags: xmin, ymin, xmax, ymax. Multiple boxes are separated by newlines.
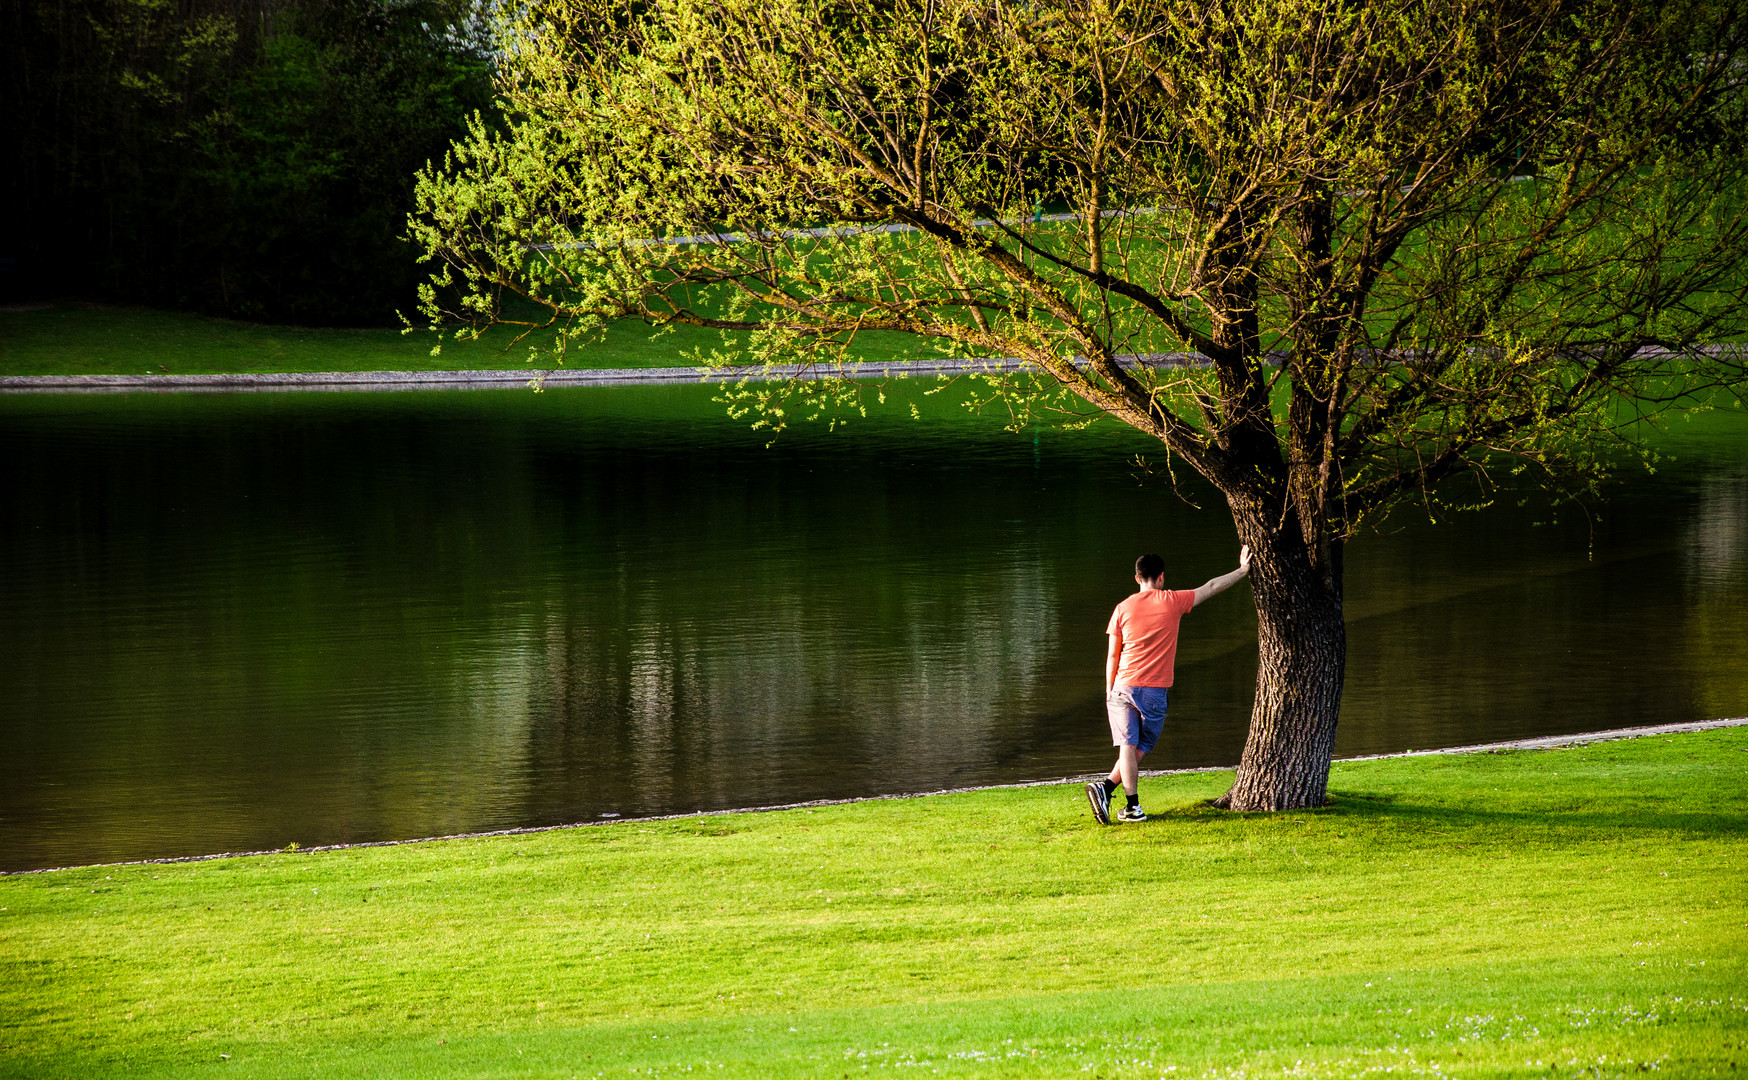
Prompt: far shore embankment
<box><xmin>0</xmin><ymin>353</ymin><xmax>1211</xmax><ymax>392</ymax></box>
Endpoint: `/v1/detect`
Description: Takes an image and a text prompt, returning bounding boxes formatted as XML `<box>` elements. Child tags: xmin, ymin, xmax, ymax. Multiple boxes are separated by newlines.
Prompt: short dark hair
<box><xmin>1135</xmin><ymin>553</ymin><xmax>1165</xmax><ymax>581</ymax></box>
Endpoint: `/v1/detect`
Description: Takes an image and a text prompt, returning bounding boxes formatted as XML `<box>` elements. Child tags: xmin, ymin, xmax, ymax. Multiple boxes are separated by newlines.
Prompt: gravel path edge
<box><xmin>0</xmin><ymin>354</ymin><xmax>1204</xmax><ymax>392</ymax></box>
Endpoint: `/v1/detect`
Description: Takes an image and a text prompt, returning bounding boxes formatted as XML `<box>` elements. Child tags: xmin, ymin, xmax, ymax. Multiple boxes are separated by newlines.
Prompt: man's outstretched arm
<box><xmin>1191</xmin><ymin>546</ymin><xmax>1251</xmax><ymax>608</ymax></box>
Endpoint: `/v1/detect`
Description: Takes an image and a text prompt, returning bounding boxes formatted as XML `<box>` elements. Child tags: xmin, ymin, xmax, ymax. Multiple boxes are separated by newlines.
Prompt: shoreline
<box><xmin>9</xmin><ymin>714</ymin><xmax>1742</xmax><ymax>877</ymax></box>
<box><xmin>0</xmin><ymin>353</ymin><xmax>1210</xmax><ymax>392</ymax></box>
<box><xmin>3</xmin><ymin>344</ymin><xmax>1729</xmax><ymax>393</ymax></box>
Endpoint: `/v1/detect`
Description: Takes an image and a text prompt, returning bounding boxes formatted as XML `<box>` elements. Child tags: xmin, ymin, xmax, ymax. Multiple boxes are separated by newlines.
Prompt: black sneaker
<box><xmin>1116</xmin><ymin>804</ymin><xmax>1146</xmax><ymax>823</ymax></box>
<box><xmin>1085</xmin><ymin>782</ymin><xmax>1111</xmax><ymax>825</ymax></box>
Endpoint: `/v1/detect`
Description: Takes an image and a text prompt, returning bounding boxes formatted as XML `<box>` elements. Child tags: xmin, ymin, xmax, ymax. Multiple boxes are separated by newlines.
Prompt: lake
<box><xmin>2</xmin><ymin>382</ymin><xmax>1744</xmax><ymax>871</ymax></box>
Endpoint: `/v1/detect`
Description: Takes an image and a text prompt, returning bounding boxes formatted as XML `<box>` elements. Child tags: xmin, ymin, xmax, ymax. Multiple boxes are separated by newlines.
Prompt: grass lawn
<box><xmin>0</xmin><ymin>304</ymin><xmax>927</xmax><ymax>377</ymax></box>
<box><xmin>2</xmin><ymin>728</ymin><xmax>1744</xmax><ymax>1078</ymax></box>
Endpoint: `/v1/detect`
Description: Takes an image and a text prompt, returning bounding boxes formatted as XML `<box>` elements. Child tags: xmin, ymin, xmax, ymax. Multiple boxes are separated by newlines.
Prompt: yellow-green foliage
<box><xmin>411</xmin><ymin>0</ymin><xmax>1748</xmax><ymax>537</ymax></box>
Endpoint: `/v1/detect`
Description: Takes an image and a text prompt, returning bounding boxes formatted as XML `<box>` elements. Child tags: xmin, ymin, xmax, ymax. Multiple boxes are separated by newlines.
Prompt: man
<box><xmin>1087</xmin><ymin>546</ymin><xmax>1252</xmax><ymax>824</ymax></box>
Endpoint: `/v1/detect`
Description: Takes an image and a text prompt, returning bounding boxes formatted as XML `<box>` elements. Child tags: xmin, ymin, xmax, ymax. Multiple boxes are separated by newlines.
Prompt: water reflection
<box><xmin>1</xmin><ymin>387</ymin><xmax>1743</xmax><ymax>870</ymax></box>
<box><xmin>1689</xmin><ymin>471</ymin><xmax>1748</xmax><ymax>585</ymax></box>
<box><xmin>1684</xmin><ymin>470</ymin><xmax>1748</xmax><ymax>722</ymax></box>
<box><xmin>508</xmin><ymin>541</ymin><xmax>1061</xmax><ymax>820</ymax></box>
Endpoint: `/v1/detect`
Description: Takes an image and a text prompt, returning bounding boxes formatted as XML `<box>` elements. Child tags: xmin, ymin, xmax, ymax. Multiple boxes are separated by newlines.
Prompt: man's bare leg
<box><xmin>1108</xmin><ymin>745</ymin><xmax>1148</xmax><ymax>797</ymax></box>
<box><xmin>1090</xmin><ymin>745</ymin><xmax>1148</xmax><ymax>825</ymax></box>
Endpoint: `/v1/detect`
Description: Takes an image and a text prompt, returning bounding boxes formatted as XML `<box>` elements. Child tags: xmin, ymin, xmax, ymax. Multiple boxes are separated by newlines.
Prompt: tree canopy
<box><xmin>3</xmin><ymin>0</ymin><xmax>494</xmax><ymax>323</ymax></box>
<box><xmin>412</xmin><ymin>0</ymin><xmax>1748</xmax><ymax>808</ymax></box>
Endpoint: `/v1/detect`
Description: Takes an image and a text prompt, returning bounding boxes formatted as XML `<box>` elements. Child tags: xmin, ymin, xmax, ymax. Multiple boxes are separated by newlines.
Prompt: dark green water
<box><xmin>2</xmin><ymin>384</ymin><xmax>1744</xmax><ymax>871</ymax></box>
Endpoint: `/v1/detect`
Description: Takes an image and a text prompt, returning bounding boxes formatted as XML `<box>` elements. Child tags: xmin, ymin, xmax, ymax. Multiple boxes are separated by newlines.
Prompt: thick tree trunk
<box><xmin>1214</xmin><ymin>517</ymin><xmax>1346</xmax><ymax>811</ymax></box>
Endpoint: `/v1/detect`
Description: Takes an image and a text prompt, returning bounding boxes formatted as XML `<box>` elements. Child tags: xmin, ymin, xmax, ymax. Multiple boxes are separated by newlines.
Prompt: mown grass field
<box><xmin>2</xmin><ymin>728</ymin><xmax>1744</xmax><ymax>1079</ymax></box>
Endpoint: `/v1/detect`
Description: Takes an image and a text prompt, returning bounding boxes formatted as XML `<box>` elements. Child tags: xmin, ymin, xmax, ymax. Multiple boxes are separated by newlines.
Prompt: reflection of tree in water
<box><xmin>1686</xmin><ymin>472</ymin><xmax>1748</xmax><ymax>587</ymax></box>
<box><xmin>1683</xmin><ymin>471</ymin><xmax>1748</xmax><ymax>722</ymax></box>
<box><xmin>429</xmin><ymin>641</ymin><xmax>544</xmax><ymax>825</ymax></box>
<box><xmin>513</xmin><ymin>546</ymin><xmax>1059</xmax><ymax>816</ymax></box>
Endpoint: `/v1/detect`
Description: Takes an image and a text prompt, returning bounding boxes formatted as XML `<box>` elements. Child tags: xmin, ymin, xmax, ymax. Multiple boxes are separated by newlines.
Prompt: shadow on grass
<box><xmin>1143</xmin><ymin>788</ymin><xmax>1748</xmax><ymax>841</ymax></box>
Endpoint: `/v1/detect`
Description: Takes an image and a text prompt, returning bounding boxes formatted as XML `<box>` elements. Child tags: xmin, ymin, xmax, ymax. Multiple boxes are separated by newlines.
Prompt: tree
<box><xmin>1</xmin><ymin>0</ymin><xmax>494</xmax><ymax>322</ymax></box>
<box><xmin>410</xmin><ymin>0</ymin><xmax>1748</xmax><ymax>809</ymax></box>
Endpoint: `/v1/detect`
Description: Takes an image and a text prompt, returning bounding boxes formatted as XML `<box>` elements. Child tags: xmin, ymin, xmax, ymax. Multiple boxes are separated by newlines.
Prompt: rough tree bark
<box><xmin>1218</xmin><ymin>506</ymin><xmax>1347</xmax><ymax>810</ymax></box>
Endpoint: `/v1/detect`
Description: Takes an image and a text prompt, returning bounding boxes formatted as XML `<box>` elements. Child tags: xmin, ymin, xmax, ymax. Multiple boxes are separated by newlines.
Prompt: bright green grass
<box><xmin>3</xmin><ymin>729</ymin><xmax>1745</xmax><ymax>1078</ymax></box>
<box><xmin>0</xmin><ymin>304</ymin><xmax>926</xmax><ymax>376</ymax></box>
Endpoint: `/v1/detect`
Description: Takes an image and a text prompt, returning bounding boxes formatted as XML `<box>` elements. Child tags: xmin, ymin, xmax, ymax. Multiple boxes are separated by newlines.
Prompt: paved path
<box><xmin>7</xmin><ymin>716</ymin><xmax>1742</xmax><ymax>874</ymax></box>
<box><xmin>0</xmin><ymin>353</ymin><xmax>1210</xmax><ymax>393</ymax></box>
<box><xmin>1332</xmin><ymin>717</ymin><xmax>1748</xmax><ymax>761</ymax></box>
<box><xmin>7</xmin><ymin>344</ymin><xmax>1727</xmax><ymax>394</ymax></box>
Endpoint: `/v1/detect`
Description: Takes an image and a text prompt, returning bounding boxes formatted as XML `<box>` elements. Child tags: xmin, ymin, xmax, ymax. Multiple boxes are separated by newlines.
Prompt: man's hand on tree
<box><xmin>1193</xmin><ymin>549</ymin><xmax>1252</xmax><ymax>607</ymax></box>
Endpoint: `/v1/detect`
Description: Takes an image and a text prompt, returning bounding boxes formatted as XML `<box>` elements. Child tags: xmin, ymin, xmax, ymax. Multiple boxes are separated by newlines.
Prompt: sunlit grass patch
<box><xmin>2</xmin><ymin>727</ymin><xmax>1744</xmax><ymax>1078</ymax></box>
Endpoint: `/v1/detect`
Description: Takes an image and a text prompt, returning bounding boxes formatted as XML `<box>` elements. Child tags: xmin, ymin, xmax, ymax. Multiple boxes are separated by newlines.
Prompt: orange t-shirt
<box><xmin>1106</xmin><ymin>589</ymin><xmax>1196</xmax><ymax>688</ymax></box>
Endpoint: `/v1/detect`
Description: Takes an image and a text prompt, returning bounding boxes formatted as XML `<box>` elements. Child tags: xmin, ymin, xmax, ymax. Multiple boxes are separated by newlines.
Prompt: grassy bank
<box><xmin>3</xmin><ymin>728</ymin><xmax>1745</xmax><ymax>1078</ymax></box>
<box><xmin>0</xmin><ymin>304</ymin><xmax>926</xmax><ymax>377</ymax></box>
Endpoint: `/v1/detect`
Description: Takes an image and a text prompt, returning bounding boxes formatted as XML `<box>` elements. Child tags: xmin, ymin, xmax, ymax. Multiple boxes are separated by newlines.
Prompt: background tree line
<box><xmin>1</xmin><ymin>0</ymin><xmax>494</xmax><ymax>324</ymax></box>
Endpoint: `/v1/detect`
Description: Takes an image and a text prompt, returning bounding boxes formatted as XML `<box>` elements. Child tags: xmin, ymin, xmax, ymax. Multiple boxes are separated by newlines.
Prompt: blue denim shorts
<box><xmin>1107</xmin><ymin>685</ymin><xmax>1169</xmax><ymax>753</ymax></box>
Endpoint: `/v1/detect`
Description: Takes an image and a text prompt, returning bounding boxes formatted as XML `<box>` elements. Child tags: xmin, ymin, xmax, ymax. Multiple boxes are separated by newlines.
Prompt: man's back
<box><xmin>1107</xmin><ymin>588</ymin><xmax>1196</xmax><ymax>688</ymax></box>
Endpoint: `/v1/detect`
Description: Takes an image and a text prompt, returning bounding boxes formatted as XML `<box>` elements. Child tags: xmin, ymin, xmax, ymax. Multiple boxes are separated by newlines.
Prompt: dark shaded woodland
<box><xmin>1</xmin><ymin>0</ymin><xmax>493</xmax><ymax>324</ymax></box>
